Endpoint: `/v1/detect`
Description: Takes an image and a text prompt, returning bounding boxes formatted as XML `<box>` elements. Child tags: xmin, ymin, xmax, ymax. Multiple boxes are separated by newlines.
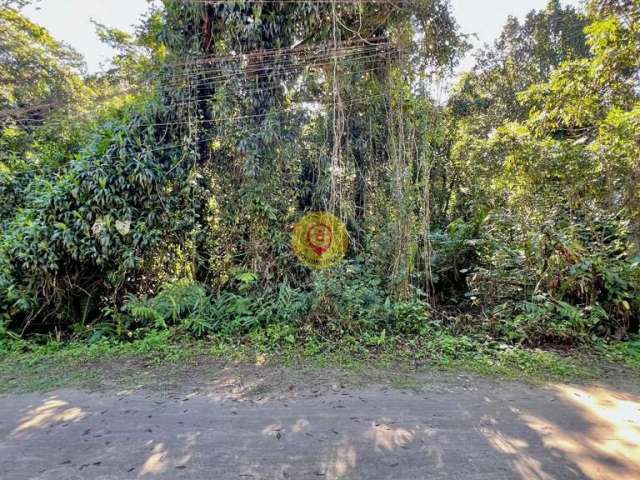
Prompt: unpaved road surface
<box><xmin>1</xmin><ymin>367</ymin><xmax>639</xmax><ymax>479</ymax></box>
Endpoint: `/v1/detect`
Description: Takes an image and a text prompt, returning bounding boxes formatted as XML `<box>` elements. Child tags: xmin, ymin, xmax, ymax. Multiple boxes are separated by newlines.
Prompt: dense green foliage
<box><xmin>446</xmin><ymin>0</ymin><xmax>640</xmax><ymax>344</ymax></box>
<box><xmin>0</xmin><ymin>0</ymin><xmax>638</xmax><ymax>356</ymax></box>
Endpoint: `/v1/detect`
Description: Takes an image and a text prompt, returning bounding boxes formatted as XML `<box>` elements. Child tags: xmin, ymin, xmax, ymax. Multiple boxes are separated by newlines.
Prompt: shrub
<box><xmin>122</xmin><ymin>278</ymin><xmax>312</xmax><ymax>338</ymax></box>
<box><xmin>495</xmin><ymin>296</ymin><xmax>601</xmax><ymax>346</ymax></box>
<box><xmin>0</xmin><ymin>98</ymin><xmax>196</xmax><ymax>331</ymax></box>
<box><xmin>429</xmin><ymin>217</ymin><xmax>483</xmax><ymax>301</ymax></box>
<box><xmin>308</xmin><ymin>261</ymin><xmax>431</xmax><ymax>335</ymax></box>
<box><xmin>472</xmin><ymin>216</ymin><xmax>639</xmax><ymax>343</ymax></box>
<box><xmin>209</xmin><ymin>282</ymin><xmax>312</xmax><ymax>335</ymax></box>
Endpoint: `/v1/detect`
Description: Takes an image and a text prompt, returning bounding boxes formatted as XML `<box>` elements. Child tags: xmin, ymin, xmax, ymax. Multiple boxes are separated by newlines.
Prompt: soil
<box><xmin>1</xmin><ymin>362</ymin><xmax>639</xmax><ymax>479</ymax></box>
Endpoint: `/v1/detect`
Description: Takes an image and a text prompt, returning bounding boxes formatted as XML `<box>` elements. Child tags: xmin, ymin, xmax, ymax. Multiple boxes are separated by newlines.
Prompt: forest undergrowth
<box><xmin>1</xmin><ymin>0</ymin><xmax>639</xmax><ymax>385</ymax></box>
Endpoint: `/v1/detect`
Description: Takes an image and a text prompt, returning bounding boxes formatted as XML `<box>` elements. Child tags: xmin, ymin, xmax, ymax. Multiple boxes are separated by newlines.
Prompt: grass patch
<box><xmin>593</xmin><ymin>338</ymin><xmax>640</xmax><ymax>368</ymax></box>
<box><xmin>0</xmin><ymin>331</ymin><xmax>208</xmax><ymax>394</ymax></box>
<box><xmin>1</xmin><ymin>328</ymin><xmax>638</xmax><ymax>394</ymax></box>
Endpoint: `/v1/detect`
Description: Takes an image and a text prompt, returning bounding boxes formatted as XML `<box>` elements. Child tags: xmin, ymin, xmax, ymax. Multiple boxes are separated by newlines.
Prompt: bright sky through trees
<box><xmin>23</xmin><ymin>0</ymin><xmax>581</xmax><ymax>73</ymax></box>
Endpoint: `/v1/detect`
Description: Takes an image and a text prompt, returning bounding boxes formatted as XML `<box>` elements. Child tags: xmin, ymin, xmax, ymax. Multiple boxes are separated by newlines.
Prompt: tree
<box><xmin>0</xmin><ymin>7</ymin><xmax>86</xmax><ymax>117</ymax></box>
<box><xmin>446</xmin><ymin>0</ymin><xmax>591</xmax><ymax>219</ymax></box>
<box><xmin>445</xmin><ymin>0</ymin><xmax>640</xmax><ymax>336</ymax></box>
<box><xmin>0</xmin><ymin>6</ymin><xmax>94</xmax><ymax>170</ymax></box>
<box><xmin>449</xmin><ymin>0</ymin><xmax>589</xmax><ymax>125</ymax></box>
<box><xmin>151</xmin><ymin>0</ymin><xmax>469</xmax><ymax>285</ymax></box>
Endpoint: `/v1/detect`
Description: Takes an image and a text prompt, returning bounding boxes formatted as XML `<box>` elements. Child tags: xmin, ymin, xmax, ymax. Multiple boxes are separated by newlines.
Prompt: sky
<box><xmin>23</xmin><ymin>0</ymin><xmax>583</xmax><ymax>74</ymax></box>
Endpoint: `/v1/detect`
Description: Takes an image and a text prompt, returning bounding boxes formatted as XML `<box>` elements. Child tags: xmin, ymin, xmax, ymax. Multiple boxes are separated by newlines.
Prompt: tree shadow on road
<box><xmin>2</xmin><ymin>372</ymin><xmax>639</xmax><ymax>479</ymax></box>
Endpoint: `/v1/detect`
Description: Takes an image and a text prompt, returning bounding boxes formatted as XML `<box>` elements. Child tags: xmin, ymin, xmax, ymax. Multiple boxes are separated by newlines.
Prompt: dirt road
<box><xmin>1</xmin><ymin>366</ymin><xmax>639</xmax><ymax>479</ymax></box>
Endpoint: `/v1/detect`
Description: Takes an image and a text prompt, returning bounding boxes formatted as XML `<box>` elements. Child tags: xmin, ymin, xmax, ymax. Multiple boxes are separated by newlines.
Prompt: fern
<box><xmin>123</xmin><ymin>280</ymin><xmax>214</xmax><ymax>335</ymax></box>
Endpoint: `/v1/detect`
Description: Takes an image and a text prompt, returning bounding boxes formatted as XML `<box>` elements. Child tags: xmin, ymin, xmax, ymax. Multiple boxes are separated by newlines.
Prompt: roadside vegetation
<box><xmin>1</xmin><ymin>0</ymin><xmax>639</xmax><ymax>392</ymax></box>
